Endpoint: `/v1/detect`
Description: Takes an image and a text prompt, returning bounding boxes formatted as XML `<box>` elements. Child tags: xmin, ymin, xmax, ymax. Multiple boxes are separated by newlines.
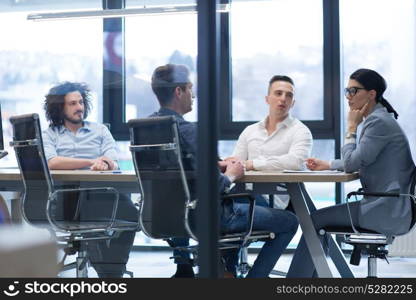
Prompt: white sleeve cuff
<box><xmin>252</xmin><ymin>159</ymin><xmax>266</xmax><ymax>170</ymax></box>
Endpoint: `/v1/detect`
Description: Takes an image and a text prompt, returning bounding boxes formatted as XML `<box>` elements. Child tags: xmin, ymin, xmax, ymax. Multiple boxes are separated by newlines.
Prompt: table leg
<box><xmin>9</xmin><ymin>192</ymin><xmax>22</xmax><ymax>224</ymax></box>
<box><xmin>0</xmin><ymin>194</ymin><xmax>11</xmax><ymax>223</ymax></box>
<box><xmin>286</xmin><ymin>183</ymin><xmax>333</xmax><ymax>277</ymax></box>
<box><xmin>328</xmin><ymin>235</ymin><xmax>354</xmax><ymax>277</ymax></box>
<box><xmin>298</xmin><ymin>183</ymin><xmax>354</xmax><ymax>278</ymax></box>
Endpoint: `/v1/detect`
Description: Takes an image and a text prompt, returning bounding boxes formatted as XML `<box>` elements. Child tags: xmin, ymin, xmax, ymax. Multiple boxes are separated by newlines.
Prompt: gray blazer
<box><xmin>332</xmin><ymin>103</ymin><xmax>415</xmax><ymax>235</ymax></box>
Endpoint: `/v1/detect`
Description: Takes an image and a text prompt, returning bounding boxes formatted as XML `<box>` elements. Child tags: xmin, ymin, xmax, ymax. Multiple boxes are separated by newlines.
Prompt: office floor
<box><xmin>59</xmin><ymin>250</ymin><xmax>416</xmax><ymax>278</ymax></box>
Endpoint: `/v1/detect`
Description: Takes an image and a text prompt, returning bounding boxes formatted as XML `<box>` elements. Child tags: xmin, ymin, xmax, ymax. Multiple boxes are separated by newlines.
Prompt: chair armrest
<box><xmin>221</xmin><ymin>193</ymin><xmax>255</xmax><ymax>202</ymax></box>
<box><xmin>47</xmin><ymin>187</ymin><xmax>119</xmax><ymax>233</ymax></box>
<box><xmin>221</xmin><ymin>193</ymin><xmax>256</xmax><ymax>246</ymax></box>
<box><xmin>347</xmin><ymin>190</ymin><xmax>400</xmax><ymax>199</ymax></box>
<box><xmin>344</xmin><ymin>189</ymin><xmax>412</xmax><ymax>235</ymax></box>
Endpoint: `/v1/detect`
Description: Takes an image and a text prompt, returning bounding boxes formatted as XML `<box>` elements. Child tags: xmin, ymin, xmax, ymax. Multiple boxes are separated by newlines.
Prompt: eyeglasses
<box><xmin>344</xmin><ymin>87</ymin><xmax>366</xmax><ymax>97</ymax></box>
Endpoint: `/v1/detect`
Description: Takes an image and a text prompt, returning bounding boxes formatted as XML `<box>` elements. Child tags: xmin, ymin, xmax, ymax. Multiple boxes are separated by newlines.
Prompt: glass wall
<box><xmin>2</xmin><ymin>0</ymin><xmax>415</xmax><ymax>251</ymax></box>
<box><xmin>124</xmin><ymin>0</ymin><xmax>198</xmax><ymax>246</ymax></box>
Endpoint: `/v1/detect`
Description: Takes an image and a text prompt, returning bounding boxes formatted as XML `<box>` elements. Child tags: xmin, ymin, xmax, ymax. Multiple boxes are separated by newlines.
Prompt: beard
<box><xmin>64</xmin><ymin>112</ymin><xmax>84</xmax><ymax>124</ymax></box>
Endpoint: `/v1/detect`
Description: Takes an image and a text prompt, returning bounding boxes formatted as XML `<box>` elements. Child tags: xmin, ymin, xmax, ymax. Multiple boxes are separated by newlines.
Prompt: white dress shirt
<box><xmin>232</xmin><ymin>115</ymin><xmax>313</xmax><ymax>209</ymax></box>
<box><xmin>232</xmin><ymin>115</ymin><xmax>313</xmax><ymax>171</ymax></box>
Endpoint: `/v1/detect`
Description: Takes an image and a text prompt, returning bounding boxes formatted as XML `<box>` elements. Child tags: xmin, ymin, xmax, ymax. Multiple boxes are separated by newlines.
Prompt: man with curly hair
<box><xmin>42</xmin><ymin>82</ymin><xmax>138</xmax><ymax>278</ymax></box>
<box><xmin>43</xmin><ymin>82</ymin><xmax>117</xmax><ymax>170</ymax></box>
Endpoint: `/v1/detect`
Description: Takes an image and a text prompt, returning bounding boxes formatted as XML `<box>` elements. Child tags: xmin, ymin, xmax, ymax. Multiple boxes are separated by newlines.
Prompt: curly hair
<box><xmin>44</xmin><ymin>82</ymin><xmax>92</xmax><ymax>128</ymax></box>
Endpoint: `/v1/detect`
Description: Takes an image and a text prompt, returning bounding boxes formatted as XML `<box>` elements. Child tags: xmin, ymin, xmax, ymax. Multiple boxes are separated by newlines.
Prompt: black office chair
<box><xmin>128</xmin><ymin>116</ymin><xmax>274</xmax><ymax>277</ymax></box>
<box><xmin>9</xmin><ymin>113</ymin><xmax>138</xmax><ymax>277</ymax></box>
<box><xmin>319</xmin><ymin>169</ymin><xmax>416</xmax><ymax>277</ymax></box>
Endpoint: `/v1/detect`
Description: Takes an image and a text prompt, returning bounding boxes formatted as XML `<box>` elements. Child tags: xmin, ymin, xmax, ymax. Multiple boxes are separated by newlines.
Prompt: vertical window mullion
<box><xmin>103</xmin><ymin>0</ymin><xmax>128</xmax><ymax>139</ymax></box>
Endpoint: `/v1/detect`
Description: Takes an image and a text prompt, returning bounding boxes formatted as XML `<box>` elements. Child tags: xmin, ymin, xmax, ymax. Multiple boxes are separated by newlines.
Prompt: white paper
<box><xmin>283</xmin><ymin>169</ymin><xmax>342</xmax><ymax>173</ymax></box>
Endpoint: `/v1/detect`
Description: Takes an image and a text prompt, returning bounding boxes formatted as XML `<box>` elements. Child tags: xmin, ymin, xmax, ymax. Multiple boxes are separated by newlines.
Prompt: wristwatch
<box><xmin>345</xmin><ymin>132</ymin><xmax>357</xmax><ymax>139</ymax></box>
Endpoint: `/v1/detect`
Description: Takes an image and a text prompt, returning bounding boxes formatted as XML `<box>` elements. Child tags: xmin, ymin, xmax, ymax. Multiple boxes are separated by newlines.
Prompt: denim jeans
<box><xmin>221</xmin><ymin>200</ymin><xmax>299</xmax><ymax>278</ymax></box>
<box><xmin>169</xmin><ymin>238</ymin><xmax>191</xmax><ymax>264</ymax></box>
<box><xmin>169</xmin><ymin>196</ymin><xmax>273</xmax><ymax>267</ymax></box>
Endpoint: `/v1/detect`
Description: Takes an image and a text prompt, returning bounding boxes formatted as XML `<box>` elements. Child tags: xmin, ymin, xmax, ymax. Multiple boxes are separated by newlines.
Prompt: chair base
<box><xmin>59</xmin><ymin>250</ymin><xmax>89</xmax><ymax>278</ymax></box>
<box><xmin>345</xmin><ymin>236</ymin><xmax>389</xmax><ymax>278</ymax></box>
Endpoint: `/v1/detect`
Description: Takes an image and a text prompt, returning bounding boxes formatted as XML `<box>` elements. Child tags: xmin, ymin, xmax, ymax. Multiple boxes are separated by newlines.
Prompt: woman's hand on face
<box><xmin>305</xmin><ymin>158</ymin><xmax>330</xmax><ymax>171</ymax></box>
<box><xmin>348</xmin><ymin>101</ymin><xmax>370</xmax><ymax>131</ymax></box>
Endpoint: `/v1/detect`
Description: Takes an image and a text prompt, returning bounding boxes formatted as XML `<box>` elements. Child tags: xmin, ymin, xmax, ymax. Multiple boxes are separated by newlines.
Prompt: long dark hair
<box><xmin>350</xmin><ymin>68</ymin><xmax>398</xmax><ymax>119</ymax></box>
<box><xmin>44</xmin><ymin>82</ymin><xmax>92</xmax><ymax>127</ymax></box>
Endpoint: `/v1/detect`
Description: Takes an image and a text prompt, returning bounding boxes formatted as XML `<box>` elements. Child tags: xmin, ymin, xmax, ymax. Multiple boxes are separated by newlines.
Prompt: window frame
<box><xmin>104</xmin><ymin>0</ymin><xmax>343</xmax><ymax>206</ymax></box>
<box><xmin>102</xmin><ymin>0</ymin><xmax>129</xmax><ymax>140</ymax></box>
<box><xmin>218</xmin><ymin>0</ymin><xmax>340</xmax><ymax>141</ymax></box>
<box><xmin>106</xmin><ymin>0</ymin><xmax>342</xmax><ymax>142</ymax></box>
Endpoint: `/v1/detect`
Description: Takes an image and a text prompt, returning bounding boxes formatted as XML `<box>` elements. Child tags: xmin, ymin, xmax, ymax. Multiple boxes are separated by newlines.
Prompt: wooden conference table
<box><xmin>0</xmin><ymin>168</ymin><xmax>359</xmax><ymax>278</ymax></box>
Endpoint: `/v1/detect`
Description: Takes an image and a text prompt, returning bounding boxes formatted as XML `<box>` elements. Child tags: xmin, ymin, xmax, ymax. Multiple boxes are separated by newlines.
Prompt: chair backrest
<box><xmin>408</xmin><ymin>167</ymin><xmax>416</xmax><ymax>230</ymax></box>
<box><xmin>128</xmin><ymin>116</ymin><xmax>194</xmax><ymax>239</ymax></box>
<box><xmin>9</xmin><ymin>113</ymin><xmax>54</xmax><ymax>225</ymax></box>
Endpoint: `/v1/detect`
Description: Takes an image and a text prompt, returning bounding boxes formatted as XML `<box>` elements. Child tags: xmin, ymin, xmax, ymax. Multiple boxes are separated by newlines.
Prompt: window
<box><xmin>230</xmin><ymin>0</ymin><xmax>324</xmax><ymax>121</ymax></box>
<box><xmin>117</xmin><ymin>1</ymin><xmax>198</xmax><ymax>169</ymax></box>
<box><xmin>0</xmin><ymin>6</ymin><xmax>102</xmax><ymax>167</ymax></box>
<box><xmin>124</xmin><ymin>14</ymin><xmax>197</xmax><ymax>121</ymax></box>
<box><xmin>221</xmin><ymin>0</ymin><xmax>340</xmax><ymax>247</ymax></box>
<box><xmin>340</xmin><ymin>0</ymin><xmax>416</xmax><ymax>194</ymax></box>
<box><xmin>125</xmin><ymin>1</ymin><xmax>197</xmax><ymax>122</ymax></box>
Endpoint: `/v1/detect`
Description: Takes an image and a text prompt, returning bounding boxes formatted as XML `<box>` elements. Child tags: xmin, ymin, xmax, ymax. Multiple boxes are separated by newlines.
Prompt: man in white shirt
<box><xmin>226</xmin><ymin>75</ymin><xmax>312</xmax><ymax>209</ymax></box>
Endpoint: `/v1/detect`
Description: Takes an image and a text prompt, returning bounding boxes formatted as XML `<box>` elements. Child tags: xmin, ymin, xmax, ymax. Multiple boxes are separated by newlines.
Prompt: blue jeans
<box><xmin>169</xmin><ymin>238</ymin><xmax>191</xmax><ymax>264</ymax></box>
<box><xmin>221</xmin><ymin>200</ymin><xmax>299</xmax><ymax>278</ymax></box>
<box><xmin>169</xmin><ymin>195</ymin><xmax>269</xmax><ymax>266</ymax></box>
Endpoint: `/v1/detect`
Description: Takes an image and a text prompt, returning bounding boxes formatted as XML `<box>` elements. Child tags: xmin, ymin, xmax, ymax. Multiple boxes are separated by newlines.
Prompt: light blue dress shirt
<box><xmin>42</xmin><ymin>121</ymin><xmax>118</xmax><ymax>169</ymax></box>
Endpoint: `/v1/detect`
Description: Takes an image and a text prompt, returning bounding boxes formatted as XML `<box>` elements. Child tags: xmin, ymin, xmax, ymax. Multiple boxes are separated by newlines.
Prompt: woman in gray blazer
<box><xmin>289</xmin><ymin>69</ymin><xmax>415</xmax><ymax>277</ymax></box>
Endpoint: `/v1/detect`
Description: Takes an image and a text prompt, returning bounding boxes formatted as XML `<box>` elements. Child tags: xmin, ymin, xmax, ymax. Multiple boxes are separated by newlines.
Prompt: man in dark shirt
<box><xmin>149</xmin><ymin>64</ymin><xmax>299</xmax><ymax>278</ymax></box>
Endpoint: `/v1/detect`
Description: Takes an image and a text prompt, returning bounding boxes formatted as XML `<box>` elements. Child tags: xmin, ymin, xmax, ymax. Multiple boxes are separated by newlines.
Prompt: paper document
<box><xmin>283</xmin><ymin>169</ymin><xmax>342</xmax><ymax>173</ymax></box>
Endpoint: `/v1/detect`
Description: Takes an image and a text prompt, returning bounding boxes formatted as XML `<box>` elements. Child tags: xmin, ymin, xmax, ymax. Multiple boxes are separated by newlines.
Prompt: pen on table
<box><xmin>99</xmin><ymin>171</ymin><xmax>122</xmax><ymax>174</ymax></box>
